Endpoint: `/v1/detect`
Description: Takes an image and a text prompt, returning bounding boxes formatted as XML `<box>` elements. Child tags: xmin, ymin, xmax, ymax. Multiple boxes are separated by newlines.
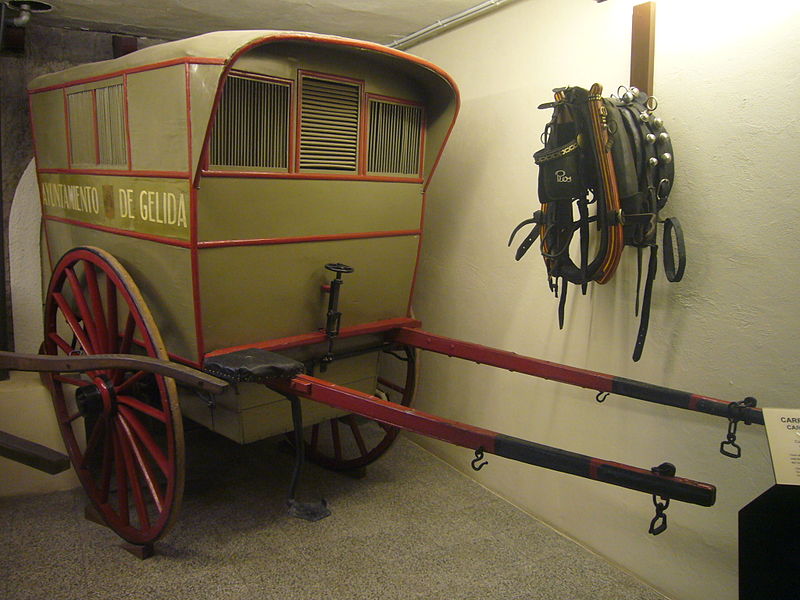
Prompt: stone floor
<box><xmin>0</xmin><ymin>428</ymin><xmax>667</xmax><ymax>599</ymax></box>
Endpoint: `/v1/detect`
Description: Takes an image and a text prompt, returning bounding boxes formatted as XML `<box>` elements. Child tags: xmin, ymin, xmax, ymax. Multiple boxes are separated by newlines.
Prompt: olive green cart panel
<box><xmin>29</xmin><ymin>90</ymin><xmax>69</xmax><ymax>169</ymax></box>
<box><xmin>43</xmin><ymin>221</ymin><xmax>198</xmax><ymax>362</ymax></box>
<box><xmin>127</xmin><ymin>66</ymin><xmax>190</xmax><ymax>173</ymax></box>
<box><xmin>198</xmin><ymin>235</ymin><xmax>419</xmax><ymax>353</ymax></box>
<box><xmin>197</xmin><ymin>178</ymin><xmax>422</xmax><ymax>242</ymax></box>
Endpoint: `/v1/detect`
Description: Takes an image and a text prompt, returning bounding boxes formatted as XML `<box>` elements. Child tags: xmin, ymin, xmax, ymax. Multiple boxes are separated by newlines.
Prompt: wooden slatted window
<box><xmin>67</xmin><ymin>83</ymin><xmax>127</xmax><ymax>167</ymax></box>
<box><xmin>299</xmin><ymin>75</ymin><xmax>360</xmax><ymax>172</ymax></box>
<box><xmin>367</xmin><ymin>99</ymin><xmax>423</xmax><ymax>176</ymax></box>
<box><xmin>96</xmin><ymin>85</ymin><xmax>127</xmax><ymax>166</ymax></box>
<box><xmin>210</xmin><ymin>75</ymin><xmax>291</xmax><ymax>170</ymax></box>
<box><xmin>67</xmin><ymin>90</ymin><xmax>96</xmax><ymax>165</ymax></box>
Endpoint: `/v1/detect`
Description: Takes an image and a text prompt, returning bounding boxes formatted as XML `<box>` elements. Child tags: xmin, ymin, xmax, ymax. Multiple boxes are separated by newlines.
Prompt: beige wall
<box><xmin>409</xmin><ymin>1</ymin><xmax>800</xmax><ymax>599</ymax></box>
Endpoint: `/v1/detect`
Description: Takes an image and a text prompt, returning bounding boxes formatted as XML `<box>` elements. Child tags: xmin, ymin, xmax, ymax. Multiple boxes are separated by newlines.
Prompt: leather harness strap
<box><xmin>510</xmin><ymin>84</ymin><xmax>684</xmax><ymax>361</ymax></box>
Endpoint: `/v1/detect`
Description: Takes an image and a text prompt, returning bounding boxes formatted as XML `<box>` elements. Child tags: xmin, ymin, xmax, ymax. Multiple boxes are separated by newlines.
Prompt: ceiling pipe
<box><xmin>3</xmin><ymin>1</ymin><xmax>53</xmax><ymax>27</ymax></box>
<box><xmin>388</xmin><ymin>0</ymin><xmax>522</xmax><ymax>50</ymax></box>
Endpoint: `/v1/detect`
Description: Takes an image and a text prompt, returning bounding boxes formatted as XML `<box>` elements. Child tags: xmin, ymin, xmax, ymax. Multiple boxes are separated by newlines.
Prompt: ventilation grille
<box><xmin>96</xmin><ymin>85</ymin><xmax>127</xmax><ymax>165</ymax></box>
<box><xmin>299</xmin><ymin>76</ymin><xmax>360</xmax><ymax>172</ymax></box>
<box><xmin>67</xmin><ymin>84</ymin><xmax>127</xmax><ymax>167</ymax></box>
<box><xmin>209</xmin><ymin>76</ymin><xmax>290</xmax><ymax>169</ymax></box>
<box><xmin>367</xmin><ymin>100</ymin><xmax>423</xmax><ymax>176</ymax></box>
<box><xmin>67</xmin><ymin>90</ymin><xmax>96</xmax><ymax>165</ymax></box>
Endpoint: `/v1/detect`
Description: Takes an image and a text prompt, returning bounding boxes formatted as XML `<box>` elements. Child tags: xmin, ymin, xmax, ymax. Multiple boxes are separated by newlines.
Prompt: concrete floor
<box><xmin>0</xmin><ymin>428</ymin><xmax>667</xmax><ymax>599</ymax></box>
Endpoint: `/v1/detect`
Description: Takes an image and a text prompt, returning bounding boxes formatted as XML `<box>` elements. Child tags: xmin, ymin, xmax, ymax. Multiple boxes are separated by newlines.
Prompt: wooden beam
<box><xmin>630</xmin><ymin>1</ymin><xmax>656</xmax><ymax>95</ymax></box>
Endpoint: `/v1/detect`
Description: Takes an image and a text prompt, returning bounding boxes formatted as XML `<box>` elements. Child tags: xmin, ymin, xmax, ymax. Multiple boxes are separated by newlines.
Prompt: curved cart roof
<box><xmin>29</xmin><ymin>30</ymin><xmax>459</xmax><ymax>186</ymax></box>
<box><xmin>29</xmin><ymin>30</ymin><xmax>457</xmax><ymax>91</ymax></box>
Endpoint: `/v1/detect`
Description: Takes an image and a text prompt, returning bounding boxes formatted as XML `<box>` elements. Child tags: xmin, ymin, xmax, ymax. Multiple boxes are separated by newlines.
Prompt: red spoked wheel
<box><xmin>302</xmin><ymin>346</ymin><xmax>416</xmax><ymax>471</ymax></box>
<box><xmin>43</xmin><ymin>247</ymin><xmax>183</xmax><ymax>546</ymax></box>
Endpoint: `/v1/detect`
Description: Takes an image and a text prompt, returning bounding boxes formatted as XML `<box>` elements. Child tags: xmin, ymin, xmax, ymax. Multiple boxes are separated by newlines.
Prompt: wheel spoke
<box><xmin>62</xmin><ymin>411</ymin><xmax>83</xmax><ymax>425</ymax></box>
<box><xmin>79</xmin><ymin>417</ymin><xmax>107</xmax><ymax>470</ymax></box>
<box><xmin>377</xmin><ymin>377</ymin><xmax>405</xmax><ymax>395</ymax></box>
<box><xmin>84</xmin><ymin>262</ymin><xmax>110</xmax><ymax>356</ymax></box>
<box><xmin>112</xmin><ymin>426</ymin><xmax>130</xmax><ymax>525</ymax></box>
<box><xmin>116</xmin><ymin>395</ymin><xmax>167</xmax><ymax>423</ymax></box>
<box><xmin>330</xmin><ymin>419</ymin><xmax>342</xmax><ymax>461</ymax></box>
<box><xmin>116</xmin><ymin>370</ymin><xmax>147</xmax><ymax>395</ymax></box>
<box><xmin>114</xmin><ymin>314</ymin><xmax>136</xmax><ymax>385</ymax></box>
<box><xmin>49</xmin><ymin>332</ymin><xmax>76</xmax><ymax>355</ymax></box>
<box><xmin>117</xmin><ymin>404</ymin><xmax>168</xmax><ymax>475</ymax></box>
<box><xmin>53</xmin><ymin>373</ymin><xmax>89</xmax><ymax>388</ymax></box>
<box><xmin>99</xmin><ymin>428</ymin><xmax>114</xmax><ymax>504</ymax></box>
<box><xmin>53</xmin><ymin>292</ymin><xmax>94</xmax><ymax>355</ymax></box>
<box><xmin>65</xmin><ymin>267</ymin><xmax>100</xmax><ymax>351</ymax></box>
<box><xmin>116</xmin><ymin>415</ymin><xmax>151</xmax><ymax>529</ymax></box>
<box><xmin>345</xmin><ymin>415</ymin><xmax>369</xmax><ymax>458</ymax></box>
<box><xmin>106</xmin><ymin>276</ymin><xmax>118</xmax><ymax>353</ymax></box>
<box><xmin>117</xmin><ymin>414</ymin><xmax>162</xmax><ymax>516</ymax></box>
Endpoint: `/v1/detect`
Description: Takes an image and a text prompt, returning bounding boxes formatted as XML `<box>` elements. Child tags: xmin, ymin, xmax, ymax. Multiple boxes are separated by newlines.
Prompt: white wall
<box><xmin>409</xmin><ymin>1</ymin><xmax>800</xmax><ymax>598</ymax></box>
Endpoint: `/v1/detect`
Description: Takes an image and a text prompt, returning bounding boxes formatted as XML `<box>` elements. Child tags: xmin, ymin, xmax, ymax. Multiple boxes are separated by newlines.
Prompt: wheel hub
<box><xmin>76</xmin><ymin>376</ymin><xmax>116</xmax><ymax>417</ymax></box>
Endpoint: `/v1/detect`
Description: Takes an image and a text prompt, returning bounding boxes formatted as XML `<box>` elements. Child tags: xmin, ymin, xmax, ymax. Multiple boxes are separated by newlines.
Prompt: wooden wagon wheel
<box><xmin>43</xmin><ymin>246</ymin><xmax>183</xmax><ymax>546</ymax></box>
<box><xmin>301</xmin><ymin>346</ymin><xmax>417</xmax><ymax>471</ymax></box>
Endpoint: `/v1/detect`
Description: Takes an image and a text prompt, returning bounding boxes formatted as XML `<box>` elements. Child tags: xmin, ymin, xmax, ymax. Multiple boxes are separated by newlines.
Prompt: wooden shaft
<box><xmin>269</xmin><ymin>374</ymin><xmax>716</xmax><ymax>507</ymax></box>
<box><xmin>388</xmin><ymin>327</ymin><xmax>763</xmax><ymax>425</ymax></box>
<box><xmin>0</xmin><ymin>350</ymin><xmax>228</xmax><ymax>394</ymax></box>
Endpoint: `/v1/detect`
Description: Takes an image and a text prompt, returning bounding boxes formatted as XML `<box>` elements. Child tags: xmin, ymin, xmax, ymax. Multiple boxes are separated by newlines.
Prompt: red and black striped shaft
<box><xmin>269</xmin><ymin>374</ymin><xmax>716</xmax><ymax>507</ymax></box>
<box><xmin>388</xmin><ymin>328</ymin><xmax>763</xmax><ymax>426</ymax></box>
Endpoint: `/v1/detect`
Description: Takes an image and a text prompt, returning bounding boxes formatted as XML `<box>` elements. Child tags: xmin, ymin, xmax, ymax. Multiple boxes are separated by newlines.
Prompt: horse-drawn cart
<box><xmin>9</xmin><ymin>30</ymin><xmax>761</xmax><ymax>555</ymax></box>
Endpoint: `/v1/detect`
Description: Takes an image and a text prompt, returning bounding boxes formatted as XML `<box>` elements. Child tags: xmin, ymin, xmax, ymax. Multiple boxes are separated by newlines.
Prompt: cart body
<box><xmin>28</xmin><ymin>31</ymin><xmax>458</xmax><ymax>443</ymax></box>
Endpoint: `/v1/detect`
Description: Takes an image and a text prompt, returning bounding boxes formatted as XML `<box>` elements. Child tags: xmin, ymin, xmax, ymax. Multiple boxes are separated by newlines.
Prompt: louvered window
<box><xmin>210</xmin><ymin>75</ymin><xmax>291</xmax><ymax>170</ymax></box>
<box><xmin>367</xmin><ymin>100</ymin><xmax>423</xmax><ymax>176</ymax></box>
<box><xmin>67</xmin><ymin>83</ymin><xmax>127</xmax><ymax>167</ymax></box>
<box><xmin>299</xmin><ymin>75</ymin><xmax>360</xmax><ymax>172</ymax></box>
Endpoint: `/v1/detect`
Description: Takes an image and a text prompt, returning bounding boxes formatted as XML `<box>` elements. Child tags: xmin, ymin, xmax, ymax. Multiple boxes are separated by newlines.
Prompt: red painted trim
<box><xmin>189</xmin><ymin>185</ymin><xmax>205</xmax><ymax>362</ymax></box>
<box><xmin>197</xmin><ymin>229</ymin><xmax>420</xmax><ymax>249</ymax></box>
<box><xmin>185</xmin><ymin>63</ymin><xmax>194</xmax><ymax>185</ymax></box>
<box><xmin>204</xmin><ymin>317</ymin><xmax>421</xmax><ymax>359</ymax></box>
<box><xmin>91</xmin><ymin>89</ymin><xmax>100</xmax><ymax>164</ymax></box>
<box><xmin>37</xmin><ymin>168</ymin><xmax>191</xmax><ymax>178</ymax></box>
<box><xmin>63</xmin><ymin>89</ymin><xmax>73</xmax><ymax>168</ymax></box>
<box><xmin>28</xmin><ymin>57</ymin><xmax>228</xmax><ymax>94</ymax></box>
<box><xmin>271</xmin><ymin>374</ymin><xmax>498</xmax><ymax>453</ymax></box>
<box><xmin>406</xmin><ymin>190</ymin><xmax>426</xmax><ymax>317</ymax></box>
<box><xmin>43</xmin><ymin>215</ymin><xmax>192</xmax><ymax>248</ymax></box>
<box><xmin>200</xmin><ymin>169</ymin><xmax>423</xmax><ymax>184</ymax></box>
<box><xmin>123</xmin><ymin>73</ymin><xmax>133</xmax><ymax>170</ymax></box>
<box><xmin>388</xmin><ymin>327</ymin><xmax>616</xmax><ymax>393</ymax></box>
<box><xmin>186</xmin><ymin>62</ymin><xmax>205</xmax><ymax>362</ymax></box>
<box><xmin>687</xmin><ymin>395</ymin><xmax>700</xmax><ymax>412</ymax></box>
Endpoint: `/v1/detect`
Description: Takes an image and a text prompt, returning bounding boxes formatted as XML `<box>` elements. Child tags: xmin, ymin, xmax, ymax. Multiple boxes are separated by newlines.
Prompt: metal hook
<box><xmin>471</xmin><ymin>447</ymin><xmax>489</xmax><ymax>471</ymax></box>
<box><xmin>596</xmin><ymin>391</ymin><xmax>610</xmax><ymax>403</ymax></box>
<box><xmin>649</xmin><ymin>496</ymin><xmax>670</xmax><ymax>535</ymax></box>
<box><xmin>648</xmin><ymin>462</ymin><xmax>675</xmax><ymax>535</ymax></box>
<box><xmin>720</xmin><ymin>397</ymin><xmax>758</xmax><ymax>459</ymax></box>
